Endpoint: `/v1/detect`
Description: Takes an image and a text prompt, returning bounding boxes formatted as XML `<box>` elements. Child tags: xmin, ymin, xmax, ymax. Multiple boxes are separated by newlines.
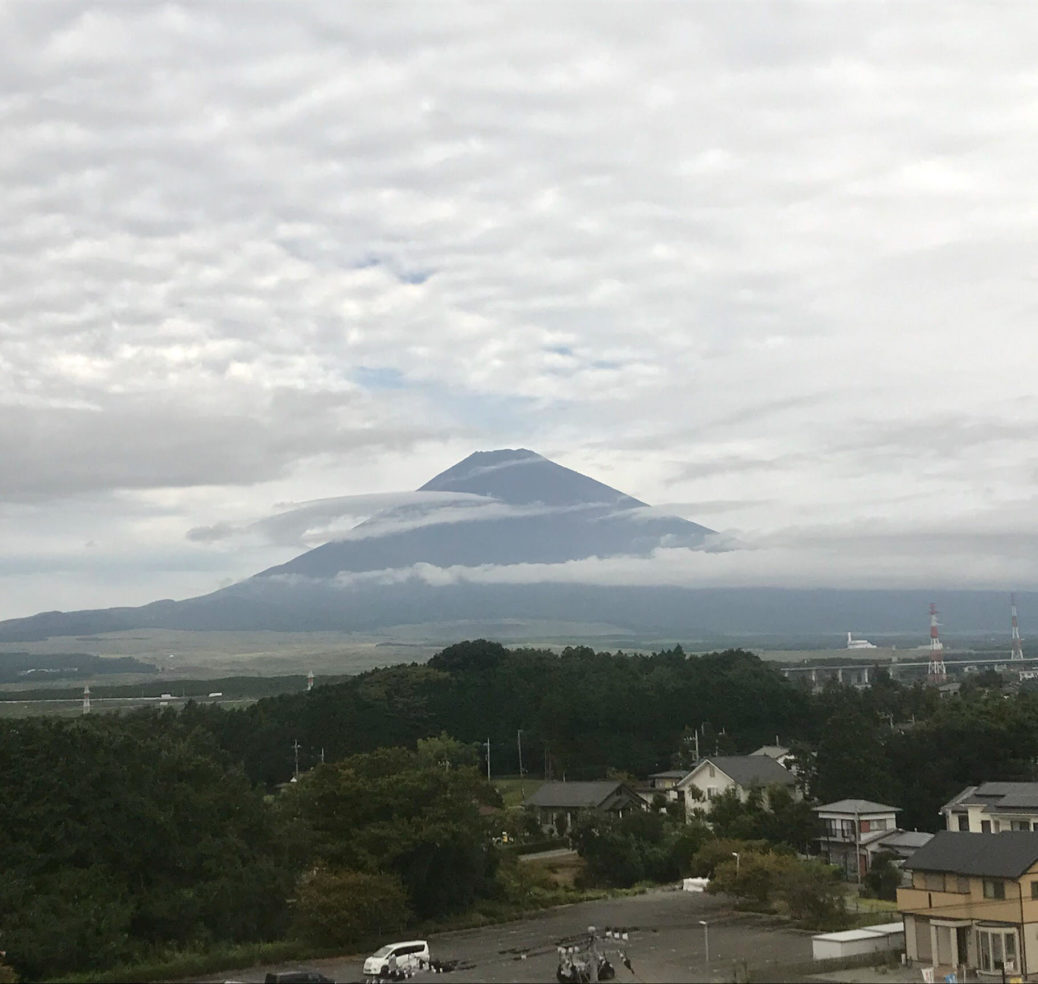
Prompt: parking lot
<box><xmin>215</xmin><ymin>888</ymin><xmax>817</xmax><ymax>983</ymax></box>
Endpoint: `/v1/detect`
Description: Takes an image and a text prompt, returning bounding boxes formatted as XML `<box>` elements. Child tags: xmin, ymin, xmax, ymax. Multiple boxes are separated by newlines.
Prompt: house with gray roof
<box><xmin>814</xmin><ymin>799</ymin><xmax>931</xmax><ymax>878</ymax></box>
<box><xmin>674</xmin><ymin>755</ymin><xmax>798</xmax><ymax>820</ymax></box>
<box><xmin>523</xmin><ymin>780</ymin><xmax>645</xmax><ymax>835</ymax></box>
<box><xmin>942</xmin><ymin>782</ymin><xmax>1038</xmax><ymax>833</ymax></box>
<box><xmin>814</xmin><ymin>799</ymin><xmax>900</xmax><ymax>878</ymax></box>
<box><xmin>898</xmin><ymin>830</ymin><xmax>1038</xmax><ymax>976</ymax></box>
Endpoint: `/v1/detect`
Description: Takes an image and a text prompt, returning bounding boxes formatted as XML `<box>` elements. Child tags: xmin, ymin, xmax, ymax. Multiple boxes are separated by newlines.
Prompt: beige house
<box><xmin>898</xmin><ymin>830</ymin><xmax>1038</xmax><ymax>977</ymax></box>
<box><xmin>674</xmin><ymin>755</ymin><xmax>797</xmax><ymax>819</ymax></box>
<box><xmin>942</xmin><ymin>783</ymin><xmax>1038</xmax><ymax>833</ymax></box>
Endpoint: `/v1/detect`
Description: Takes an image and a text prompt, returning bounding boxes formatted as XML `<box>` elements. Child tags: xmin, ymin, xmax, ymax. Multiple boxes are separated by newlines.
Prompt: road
<box><xmin>210</xmin><ymin>888</ymin><xmax>816</xmax><ymax>984</ymax></box>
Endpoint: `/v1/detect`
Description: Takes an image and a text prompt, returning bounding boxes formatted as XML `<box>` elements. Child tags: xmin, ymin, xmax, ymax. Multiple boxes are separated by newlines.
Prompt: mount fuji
<box><xmin>0</xmin><ymin>449</ymin><xmax>1030</xmax><ymax>645</ymax></box>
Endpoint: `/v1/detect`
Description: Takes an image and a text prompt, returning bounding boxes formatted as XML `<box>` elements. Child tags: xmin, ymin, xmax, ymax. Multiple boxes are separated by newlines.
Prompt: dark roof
<box><xmin>649</xmin><ymin>770</ymin><xmax>688</xmax><ymax>779</ymax></box>
<box><xmin>814</xmin><ymin>799</ymin><xmax>900</xmax><ymax>815</ymax></box>
<box><xmin>692</xmin><ymin>755</ymin><xmax>795</xmax><ymax>788</ymax></box>
<box><xmin>876</xmin><ymin>831</ymin><xmax>933</xmax><ymax>852</ymax></box>
<box><xmin>942</xmin><ymin>782</ymin><xmax>1038</xmax><ymax>813</ymax></box>
<box><xmin>524</xmin><ymin>780</ymin><xmax>638</xmax><ymax>810</ymax></box>
<box><xmin>904</xmin><ymin>831</ymin><xmax>1038</xmax><ymax>878</ymax></box>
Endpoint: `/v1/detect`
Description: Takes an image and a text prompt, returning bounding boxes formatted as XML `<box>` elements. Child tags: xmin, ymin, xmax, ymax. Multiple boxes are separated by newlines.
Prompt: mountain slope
<box><xmin>257</xmin><ymin>449</ymin><xmax>713</xmax><ymax>578</ymax></box>
<box><xmin>0</xmin><ymin>449</ymin><xmax>1030</xmax><ymax>645</ymax></box>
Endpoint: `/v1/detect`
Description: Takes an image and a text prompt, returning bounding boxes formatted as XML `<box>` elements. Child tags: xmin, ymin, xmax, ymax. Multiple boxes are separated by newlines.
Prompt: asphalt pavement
<box><xmin>210</xmin><ymin>888</ymin><xmax>817</xmax><ymax>984</ymax></box>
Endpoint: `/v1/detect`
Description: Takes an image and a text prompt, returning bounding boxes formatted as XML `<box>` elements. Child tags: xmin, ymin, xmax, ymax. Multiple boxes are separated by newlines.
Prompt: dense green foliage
<box><xmin>0</xmin><ymin>713</ymin><xmax>290</xmax><ymax>980</ymax></box>
<box><xmin>570</xmin><ymin>810</ymin><xmax>710</xmax><ymax>888</ymax></box>
<box><xmin>279</xmin><ymin>741</ymin><xmax>500</xmax><ymax>918</ymax></box>
<box><xmin>702</xmin><ymin>784</ymin><xmax>817</xmax><ymax>851</ymax></box>
<box><xmin>705</xmin><ymin>844</ymin><xmax>848</xmax><ymax>929</ymax></box>
<box><xmin>5</xmin><ymin>639</ymin><xmax>1038</xmax><ymax>979</ymax></box>
<box><xmin>187</xmin><ymin>643</ymin><xmax>814</xmax><ymax>786</ymax></box>
<box><xmin>290</xmin><ymin>869</ymin><xmax>411</xmax><ymax>948</ymax></box>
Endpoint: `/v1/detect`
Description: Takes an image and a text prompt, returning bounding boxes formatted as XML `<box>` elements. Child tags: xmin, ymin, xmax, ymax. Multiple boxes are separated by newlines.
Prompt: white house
<box><xmin>942</xmin><ymin>782</ymin><xmax>1038</xmax><ymax>833</ymax></box>
<box><xmin>674</xmin><ymin>755</ymin><xmax>797</xmax><ymax>818</ymax></box>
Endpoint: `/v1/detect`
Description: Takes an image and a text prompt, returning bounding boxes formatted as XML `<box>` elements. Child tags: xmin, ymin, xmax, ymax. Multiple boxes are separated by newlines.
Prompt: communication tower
<box><xmin>927</xmin><ymin>603</ymin><xmax>946</xmax><ymax>684</ymax></box>
<box><xmin>307</xmin><ymin>670</ymin><xmax>315</xmax><ymax>691</ymax></box>
<box><xmin>82</xmin><ymin>684</ymin><xmax>91</xmax><ymax>715</ymax></box>
<box><xmin>1011</xmin><ymin>593</ymin><xmax>1024</xmax><ymax>660</ymax></box>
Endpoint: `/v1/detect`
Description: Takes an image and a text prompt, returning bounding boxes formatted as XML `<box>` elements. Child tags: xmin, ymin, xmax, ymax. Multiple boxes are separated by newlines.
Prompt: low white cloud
<box><xmin>271</xmin><ymin>531</ymin><xmax>1038</xmax><ymax>594</ymax></box>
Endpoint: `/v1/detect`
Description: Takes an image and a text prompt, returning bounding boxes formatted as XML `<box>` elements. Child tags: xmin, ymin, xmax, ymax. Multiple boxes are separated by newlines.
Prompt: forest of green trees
<box><xmin>3</xmin><ymin>640</ymin><xmax>1038</xmax><ymax>980</ymax></box>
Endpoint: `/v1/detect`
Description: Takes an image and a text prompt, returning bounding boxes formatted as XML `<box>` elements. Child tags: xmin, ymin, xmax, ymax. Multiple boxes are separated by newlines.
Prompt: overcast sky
<box><xmin>3</xmin><ymin>2</ymin><xmax>1038</xmax><ymax>621</ymax></box>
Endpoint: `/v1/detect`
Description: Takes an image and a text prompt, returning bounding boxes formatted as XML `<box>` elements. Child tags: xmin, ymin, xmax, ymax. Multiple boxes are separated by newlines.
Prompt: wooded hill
<box><xmin>5</xmin><ymin>640</ymin><xmax>1038</xmax><ymax>981</ymax></box>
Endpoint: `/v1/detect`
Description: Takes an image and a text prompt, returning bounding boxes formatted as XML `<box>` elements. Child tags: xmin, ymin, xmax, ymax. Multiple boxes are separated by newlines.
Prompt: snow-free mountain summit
<box><xmin>2</xmin><ymin>449</ymin><xmax>1030</xmax><ymax>644</ymax></box>
<box><xmin>0</xmin><ymin>449</ymin><xmax>716</xmax><ymax>640</ymax></box>
<box><xmin>258</xmin><ymin>449</ymin><xmax>714</xmax><ymax>579</ymax></box>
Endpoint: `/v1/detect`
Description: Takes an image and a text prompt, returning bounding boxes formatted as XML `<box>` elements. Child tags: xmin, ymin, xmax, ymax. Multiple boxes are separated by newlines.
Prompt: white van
<box><xmin>362</xmin><ymin>940</ymin><xmax>430</xmax><ymax>978</ymax></box>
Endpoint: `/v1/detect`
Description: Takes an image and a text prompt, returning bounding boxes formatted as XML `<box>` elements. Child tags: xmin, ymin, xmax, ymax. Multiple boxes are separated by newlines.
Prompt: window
<box><xmin>953</xmin><ymin>876</ymin><xmax>970</xmax><ymax>894</ymax></box>
<box><xmin>983</xmin><ymin>879</ymin><xmax>1006</xmax><ymax>899</ymax></box>
<box><xmin>1011</xmin><ymin>820</ymin><xmax>1029</xmax><ymax>831</ymax></box>
<box><xmin>977</xmin><ymin>926</ymin><xmax>1018</xmax><ymax>974</ymax></box>
<box><xmin>1032</xmin><ymin>881</ymin><xmax>1038</xmax><ymax>900</ymax></box>
<box><xmin>708</xmin><ymin>765</ymin><xmax>715</xmax><ymax>778</ymax></box>
<box><xmin>706</xmin><ymin>786</ymin><xmax>718</xmax><ymax>800</ymax></box>
<box><xmin>981</xmin><ymin>820</ymin><xmax>992</xmax><ymax>833</ymax></box>
<box><xmin>957</xmin><ymin>815</ymin><xmax>970</xmax><ymax>831</ymax></box>
<box><xmin>922</xmin><ymin>872</ymin><xmax>944</xmax><ymax>891</ymax></box>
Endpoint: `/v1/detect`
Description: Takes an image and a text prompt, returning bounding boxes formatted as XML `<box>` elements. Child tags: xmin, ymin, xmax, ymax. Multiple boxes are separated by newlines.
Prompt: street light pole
<box><xmin>732</xmin><ymin>851</ymin><xmax>740</xmax><ymax>877</ymax></box>
<box><xmin>699</xmin><ymin>919</ymin><xmax>710</xmax><ymax>965</ymax></box>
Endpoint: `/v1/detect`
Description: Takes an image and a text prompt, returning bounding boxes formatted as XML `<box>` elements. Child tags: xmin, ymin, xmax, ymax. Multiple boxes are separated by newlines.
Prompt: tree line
<box><xmin>3</xmin><ymin>640</ymin><xmax>1037</xmax><ymax>979</ymax></box>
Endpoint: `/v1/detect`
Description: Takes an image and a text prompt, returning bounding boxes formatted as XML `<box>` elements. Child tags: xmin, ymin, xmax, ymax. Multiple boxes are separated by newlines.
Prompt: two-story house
<box><xmin>673</xmin><ymin>755</ymin><xmax>797</xmax><ymax>819</ymax></box>
<box><xmin>897</xmin><ymin>830</ymin><xmax>1038</xmax><ymax>977</ymax></box>
<box><xmin>814</xmin><ymin>799</ymin><xmax>902</xmax><ymax>878</ymax></box>
<box><xmin>942</xmin><ymin>783</ymin><xmax>1038</xmax><ymax>833</ymax></box>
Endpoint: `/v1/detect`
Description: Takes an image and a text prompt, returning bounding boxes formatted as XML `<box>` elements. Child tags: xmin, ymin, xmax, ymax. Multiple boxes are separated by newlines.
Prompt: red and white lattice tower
<box><xmin>1011</xmin><ymin>593</ymin><xmax>1024</xmax><ymax>660</ymax></box>
<box><xmin>927</xmin><ymin>603</ymin><xmax>946</xmax><ymax>684</ymax></box>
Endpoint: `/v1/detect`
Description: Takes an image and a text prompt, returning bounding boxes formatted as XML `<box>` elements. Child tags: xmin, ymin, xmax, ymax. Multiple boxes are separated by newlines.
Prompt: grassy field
<box><xmin>0</xmin><ymin>629</ymin><xmax>441</xmax><ymax>681</ymax></box>
<box><xmin>494</xmin><ymin>776</ymin><xmax>538</xmax><ymax>808</ymax></box>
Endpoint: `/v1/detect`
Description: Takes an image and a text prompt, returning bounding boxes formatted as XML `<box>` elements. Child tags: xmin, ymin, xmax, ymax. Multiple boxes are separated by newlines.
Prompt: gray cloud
<box><xmin>3</xmin><ymin>3</ymin><xmax>1038</xmax><ymax>616</ymax></box>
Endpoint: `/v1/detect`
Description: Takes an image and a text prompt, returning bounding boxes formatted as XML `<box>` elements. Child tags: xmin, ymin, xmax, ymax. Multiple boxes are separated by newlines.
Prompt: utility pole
<box><xmin>699</xmin><ymin>920</ymin><xmax>710</xmax><ymax>965</ymax></box>
<box><xmin>484</xmin><ymin>738</ymin><xmax>491</xmax><ymax>781</ymax></box>
<box><xmin>517</xmin><ymin>729</ymin><xmax>526</xmax><ymax>798</ymax></box>
<box><xmin>854</xmin><ymin>807</ymin><xmax>862</xmax><ymax>887</ymax></box>
<box><xmin>292</xmin><ymin>738</ymin><xmax>301</xmax><ymax>781</ymax></box>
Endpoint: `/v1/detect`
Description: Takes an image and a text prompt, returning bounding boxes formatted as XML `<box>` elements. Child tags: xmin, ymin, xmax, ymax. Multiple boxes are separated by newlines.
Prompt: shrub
<box><xmin>291</xmin><ymin>869</ymin><xmax>411</xmax><ymax>949</ymax></box>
